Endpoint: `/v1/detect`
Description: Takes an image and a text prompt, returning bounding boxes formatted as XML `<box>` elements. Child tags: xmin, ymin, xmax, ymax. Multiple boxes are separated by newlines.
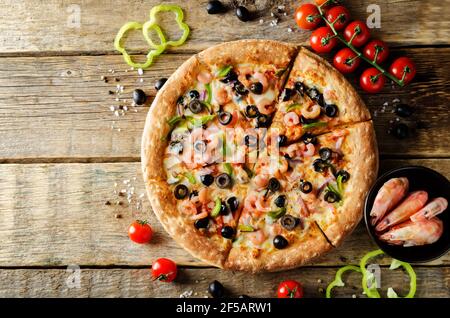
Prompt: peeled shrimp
<box><xmin>257</xmin><ymin>99</ymin><xmax>276</xmax><ymax>115</ymax></box>
<box><xmin>302</xmin><ymin>104</ymin><xmax>321</xmax><ymax>119</ymax></box>
<box><xmin>197</xmin><ymin>71</ymin><xmax>212</xmax><ymax>84</ymax></box>
<box><xmin>198</xmin><ymin>188</ymin><xmax>209</xmax><ymax>205</ymax></box>
<box><xmin>179</xmin><ymin>200</ymin><xmax>198</xmax><ymax>215</ymax></box>
<box><xmin>191</xmin><ymin>211</ymin><xmax>209</xmax><ymax>220</ymax></box>
<box><xmin>284</xmin><ymin>112</ymin><xmax>300</xmax><ymax>127</ymax></box>
<box><xmin>215</xmin><ymin>87</ymin><xmax>231</xmax><ymax>105</ymax></box>
<box><xmin>283</xmin><ymin>143</ymin><xmax>315</xmax><ymax>159</ymax></box>
<box><xmin>410</xmin><ymin>197</ymin><xmax>448</xmax><ymax>222</ymax></box>
<box><xmin>249</xmin><ymin>230</ymin><xmax>267</xmax><ymax>246</ymax></box>
<box><xmin>254</xmin><ymin>174</ymin><xmax>270</xmax><ymax>189</ymax></box>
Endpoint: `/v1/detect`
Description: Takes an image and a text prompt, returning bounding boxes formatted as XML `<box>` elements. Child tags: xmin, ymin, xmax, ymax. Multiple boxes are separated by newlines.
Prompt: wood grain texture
<box><xmin>0</xmin><ymin>160</ymin><xmax>448</xmax><ymax>267</ymax></box>
<box><xmin>1</xmin><ymin>48</ymin><xmax>449</xmax><ymax>161</ymax></box>
<box><xmin>0</xmin><ymin>267</ymin><xmax>448</xmax><ymax>298</ymax></box>
<box><xmin>0</xmin><ymin>0</ymin><xmax>448</xmax><ymax>55</ymax></box>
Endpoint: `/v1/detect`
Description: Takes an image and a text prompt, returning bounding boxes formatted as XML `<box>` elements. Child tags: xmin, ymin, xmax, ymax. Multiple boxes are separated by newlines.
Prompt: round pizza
<box><xmin>141</xmin><ymin>40</ymin><xmax>378</xmax><ymax>272</ymax></box>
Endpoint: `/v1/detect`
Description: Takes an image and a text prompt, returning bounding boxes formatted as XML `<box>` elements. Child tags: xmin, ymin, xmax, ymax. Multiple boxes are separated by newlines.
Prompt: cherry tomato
<box><xmin>389</xmin><ymin>57</ymin><xmax>416</xmax><ymax>85</ymax></box>
<box><xmin>310</xmin><ymin>26</ymin><xmax>338</xmax><ymax>53</ymax></box>
<box><xmin>360</xmin><ymin>67</ymin><xmax>386</xmax><ymax>93</ymax></box>
<box><xmin>326</xmin><ymin>5</ymin><xmax>350</xmax><ymax>31</ymax></box>
<box><xmin>277</xmin><ymin>280</ymin><xmax>304</xmax><ymax>298</ymax></box>
<box><xmin>151</xmin><ymin>258</ymin><xmax>178</xmax><ymax>282</ymax></box>
<box><xmin>294</xmin><ymin>4</ymin><xmax>321</xmax><ymax>30</ymax></box>
<box><xmin>343</xmin><ymin>20</ymin><xmax>370</xmax><ymax>47</ymax></box>
<box><xmin>128</xmin><ymin>220</ymin><xmax>153</xmax><ymax>244</ymax></box>
<box><xmin>333</xmin><ymin>48</ymin><xmax>361</xmax><ymax>74</ymax></box>
<box><xmin>363</xmin><ymin>40</ymin><xmax>389</xmax><ymax>64</ymax></box>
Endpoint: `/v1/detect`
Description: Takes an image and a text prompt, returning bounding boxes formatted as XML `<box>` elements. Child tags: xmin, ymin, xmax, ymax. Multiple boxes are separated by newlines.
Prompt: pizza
<box><xmin>141</xmin><ymin>40</ymin><xmax>378</xmax><ymax>272</ymax></box>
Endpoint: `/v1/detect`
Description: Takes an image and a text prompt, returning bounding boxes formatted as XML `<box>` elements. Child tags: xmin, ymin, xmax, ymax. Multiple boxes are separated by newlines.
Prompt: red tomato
<box><xmin>310</xmin><ymin>26</ymin><xmax>338</xmax><ymax>53</ymax></box>
<box><xmin>360</xmin><ymin>67</ymin><xmax>386</xmax><ymax>93</ymax></box>
<box><xmin>389</xmin><ymin>57</ymin><xmax>416</xmax><ymax>85</ymax></box>
<box><xmin>294</xmin><ymin>4</ymin><xmax>321</xmax><ymax>30</ymax></box>
<box><xmin>363</xmin><ymin>40</ymin><xmax>389</xmax><ymax>64</ymax></box>
<box><xmin>277</xmin><ymin>280</ymin><xmax>304</xmax><ymax>298</ymax></box>
<box><xmin>333</xmin><ymin>48</ymin><xmax>361</xmax><ymax>73</ymax></box>
<box><xmin>128</xmin><ymin>220</ymin><xmax>153</xmax><ymax>244</ymax></box>
<box><xmin>343</xmin><ymin>20</ymin><xmax>370</xmax><ymax>47</ymax></box>
<box><xmin>326</xmin><ymin>6</ymin><xmax>350</xmax><ymax>31</ymax></box>
<box><xmin>151</xmin><ymin>258</ymin><xmax>178</xmax><ymax>282</ymax></box>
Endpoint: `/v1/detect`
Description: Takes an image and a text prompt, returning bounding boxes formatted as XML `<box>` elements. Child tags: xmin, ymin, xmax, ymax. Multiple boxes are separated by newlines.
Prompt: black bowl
<box><xmin>364</xmin><ymin>166</ymin><xmax>450</xmax><ymax>263</ymax></box>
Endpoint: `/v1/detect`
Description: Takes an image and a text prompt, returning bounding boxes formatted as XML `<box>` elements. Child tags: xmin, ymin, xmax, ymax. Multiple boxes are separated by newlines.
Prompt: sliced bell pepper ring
<box><xmin>388</xmin><ymin>259</ymin><xmax>416</xmax><ymax>298</ymax></box>
<box><xmin>210</xmin><ymin>198</ymin><xmax>222</xmax><ymax>218</ymax></box>
<box><xmin>326</xmin><ymin>265</ymin><xmax>361</xmax><ymax>298</ymax></box>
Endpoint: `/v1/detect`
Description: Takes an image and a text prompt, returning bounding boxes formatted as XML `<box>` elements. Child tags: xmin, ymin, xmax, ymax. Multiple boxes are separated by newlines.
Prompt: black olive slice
<box><xmin>294</xmin><ymin>81</ymin><xmax>305</xmax><ymax>95</ymax></box>
<box><xmin>274</xmin><ymin>195</ymin><xmax>286</xmax><ymax>208</ymax></box>
<box><xmin>280</xmin><ymin>214</ymin><xmax>298</xmax><ymax>231</ymax></box>
<box><xmin>273</xmin><ymin>235</ymin><xmax>288</xmax><ymax>249</ymax></box>
<box><xmin>194</xmin><ymin>140</ymin><xmax>207</xmax><ymax>153</ymax></box>
<box><xmin>174</xmin><ymin>184</ymin><xmax>189</xmax><ymax>200</ymax></box>
<box><xmin>245</xmin><ymin>105</ymin><xmax>259</xmax><ymax>118</ymax></box>
<box><xmin>194</xmin><ymin>217</ymin><xmax>209</xmax><ymax>229</ymax></box>
<box><xmin>189</xmin><ymin>90</ymin><xmax>200</xmax><ymax>99</ymax></box>
<box><xmin>218</xmin><ymin>111</ymin><xmax>233</xmax><ymax>125</ymax></box>
<box><xmin>325</xmin><ymin>104</ymin><xmax>338</xmax><ymax>117</ymax></box>
<box><xmin>319</xmin><ymin>147</ymin><xmax>333</xmax><ymax>161</ymax></box>
<box><xmin>313</xmin><ymin>158</ymin><xmax>327</xmax><ymax>172</ymax></box>
<box><xmin>215</xmin><ymin>173</ymin><xmax>232</xmax><ymax>189</ymax></box>
<box><xmin>249</xmin><ymin>82</ymin><xmax>263</xmax><ymax>94</ymax></box>
<box><xmin>227</xmin><ymin>196</ymin><xmax>239</xmax><ymax>212</ymax></box>
<box><xmin>337</xmin><ymin>170</ymin><xmax>350</xmax><ymax>183</ymax></box>
<box><xmin>301</xmin><ymin>133</ymin><xmax>317</xmax><ymax>145</ymax></box>
<box><xmin>221</xmin><ymin>226</ymin><xmax>235</xmax><ymax>239</ymax></box>
<box><xmin>268</xmin><ymin>178</ymin><xmax>280</xmax><ymax>192</ymax></box>
<box><xmin>256</xmin><ymin>114</ymin><xmax>271</xmax><ymax>128</ymax></box>
<box><xmin>324</xmin><ymin>191</ymin><xmax>339</xmax><ymax>203</ymax></box>
<box><xmin>200</xmin><ymin>174</ymin><xmax>214</xmax><ymax>186</ymax></box>
<box><xmin>300</xmin><ymin>180</ymin><xmax>313</xmax><ymax>194</ymax></box>
<box><xmin>189</xmin><ymin>99</ymin><xmax>204</xmax><ymax>113</ymax></box>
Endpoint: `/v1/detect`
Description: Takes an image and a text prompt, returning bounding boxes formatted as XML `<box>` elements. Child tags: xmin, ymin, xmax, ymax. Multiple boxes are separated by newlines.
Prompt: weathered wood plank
<box><xmin>0</xmin><ymin>48</ymin><xmax>449</xmax><ymax>160</ymax></box>
<box><xmin>0</xmin><ymin>267</ymin><xmax>448</xmax><ymax>298</ymax></box>
<box><xmin>0</xmin><ymin>0</ymin><xmax>448</xmax><ymax>55</ymax></box>
<box><xmin>0</xmin><ymin>160</ymin><xmax>448</xmax><ymax>267</ymax></box>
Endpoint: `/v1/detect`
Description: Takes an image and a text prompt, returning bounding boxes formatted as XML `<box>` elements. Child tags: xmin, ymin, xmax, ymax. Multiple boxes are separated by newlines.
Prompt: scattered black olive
<box><xmin>218</xmin><ymin>111</ymin><xmax>233</xmax><ymax>125</ymax></box>
<box><xmin>221</xmin><ymin>226</ymin><xmax>235</xmax><ymax>239</ymax></box>
<box><xmin>244</xmin><ymin>135</ymin><xmax>258</xmax><ymax>147</ymax></box>
<box><xmin>394</xmin><ymin>104</ymin><xmax>414</xmax><ymax>118</ymax></box>
<box><xmin>133</xmin><ymin>89</ymin><xmax>147</xmax><ymax>105</ymax></box>
<box><xmin>325</xmin><ymin>104</ymin><xmax>338</xmax><ymax>117</ymax></box>
<box><xmin>282</xmin><ymin>88</ymin><xmax>294</xmax><ymax>101</ymax></box>
<box><xmin>274</xmin><ymin>195</ymin><xmax>286</xmax><ymax>208</ymax></box>
<box><xmin>324</xmin><ymin>191</ymin><xmax>339</xmax><ymax>203</ymax></box>
<box><xmin>337</xmin><ymin>170</ymin><xmax>350</xmax><ymax>183</ymax></box>
<box><xmin>206</xmin><ymin>0</ymin><xmax>226</xmax><ymax>14</ymax></box>
<box><xmin>200</xmin><ymin>174</ymin><xmax>214</xmax><ymax>186</ymax></box>
<box><xmin>189</xmin><ymin>190</ymin><xmax>199</xmax><ymax>200</ymax></box>
<box><xmin>227</xmin><ymin>196</ymin><xmax>239</xmax><ymax>212</ymax></box>
<box><xmin>220</xmin><ymin>70</ymin><xmax>237</xmax><ymax>83</ymax></box>
<box><xmin>238</xmin><ymin>294</ymin><xmax>251</xmax><ymax>298</ymax></box>
<box><xmin>256</xmin><ymin>114</ymin><xmax>271</xmax><ymax>127</ymax></box>
<box><xmin>300</xmin><ymin>180</ymin><xmax>313</xmax><ymax>194</ymax></box>
<box><xmin>313</xmin><ymin>158</ymin><xmax>327</xmax><ymax>172</ymax></box>
<box><xmin>245</xmin><ymin>105</ymin><xmax>259</xmax><ymax>118</ymax></box>
<box><xmin>189</xmin><ymin>99</ymin><xmax>204</xmax><ymax>113</ymax></box>
<box><xmin>301</xmin><ymin>133</ymin><xmax>317</xmax><ymax>145</ymax></box>
<box><xmin>268</xmin><ymin>177</ymin><xmax>281</xmax><ymax>192</ymax></box>
<box><xmin>154</xmin><ymin>78</ymin><xmax>167</xmax><ymax>91</ymax></box>
<box><xmin>280</xmin><ymin>214</ymin><xmax>298</xmax><ymax>231</ymax></box>
<box><xmin>300</xmin><ymin>115</ymin><xmax>316</xmax><ymax>125</ymax></box>
<box><xmin>208</xmin><ymin>280</ymin><xmax>225</xmax><ymax>298</ymax></box>
<box><xmin>174</xmin><ymin>184</ymin><xmax>189</xmax><ymax>200</ymax></box>
<box><xmin>169</xmin><ymin>141</ymin><xmax>183</xmax><ymax>154</ymax></box>
<box><xmin>294</xmin><ymin>82</ymin><xmax>305</xmax><ymax>95</ymax></box>
<box><xmin>392</xmin><ymin>123</ymin><xmax>409</xmax><ymax>139</ymax></box>
<box><xmin>215</xmin><ymin>173</ymin><xmax>232</xmax><ymax>188</ymax></box>
<box><xmin>194</xmin><ymin>217</ymin><xmax>209</xmax><ymax>229</ymax></box>
<box><xmin>236</xmin><ymin>6</ymin><xmax>251</xmax><ymax>22</ymax></box>
<box><xmin>249</xmin><ymin>82</ymin><xmax>263</xmax><ymax>94</ymax></box>
<box><xmin>189</xmin><ymin>90</ymin><xmax>200</xmax><ymax>99</ymax></box>
<box><xmin>177</xmin><ymin>96</ymin><xmax>184</xmax><ymax>105</ymax></box>
<box><xmin>234</xmin><ymin>82</ymin><xmax>248</xmax><ymax>95</ymax></box>
<box><xmin>277</xmin><ymin>135</ymin><xmax>288</xmax><ymax>147</ymax></box>
<box><xmin>284</xmin><ymin>153</ymin><xmax>291</xmax><ymax>160</ymax></box>
<box><xmin>273</xmin><ymin>235</ymin><xmax>288</xmax><ymax>249</ymax></box>
<box><xmin>319</xmin><ymin>147</ymin><xmax>333</xmax><ymax>161</ymax></box>
<box><xmin>194</xmin><ymin>140</ymin><xmax>207</xmax><ymax>153</ymax></box>
<box><xmin>220</xmin><ymin>202</ymin><xmax>229</xmax><ymax>215</ymax></box>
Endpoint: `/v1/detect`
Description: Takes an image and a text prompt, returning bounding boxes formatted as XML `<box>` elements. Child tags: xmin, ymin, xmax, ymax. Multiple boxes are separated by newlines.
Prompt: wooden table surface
<box><xmin>0</xmin><ymin>0</ymin><xmax>449</xmax><ymax>298</ymax></box>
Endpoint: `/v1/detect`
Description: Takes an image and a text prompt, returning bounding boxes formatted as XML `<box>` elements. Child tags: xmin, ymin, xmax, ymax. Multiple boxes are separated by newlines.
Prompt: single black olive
<box><xmin>227</xmin><ymin>196</ymin><xmax>239</xmax><ymax>212</ymax></box>
<box><xmin>189</xmin><ymin>190</ymin><xmax>199</xmax><ymax>200</ymax></box>
<box><xmin>282</xmin><ymin>88</ymin><xmax>294</xmax><ymax>101</ymax></box>
<box><xmin>220</xmin><ymin>203</ymin><xmax>229</xmax><ymax>215</ymax></box>
<box><xmin>274</xmin><ymin>195</ymin><xmax>286</xmax><ymax>208</ymax></box>
<box><xmin>133</xmin><ymin>89</ymin><xmax>147</xmax><ymax>105</ymax></box>
<box><xmin>194</xmin><ymin>217</ymin><xmax>209</xmax><ymax>229</ymax></box>
<box><xmin>154</xmin><ymin>78</ymin><xmax>167</xmax><ymax>91</ymax></box>
<box><xmin>200</xmin><ymin>174</ymin><xmax>214</xmax><ymax>186</ymax></box>
<box><xmin>189</xmin><ymin>99</ymin><xmax>204</xmax><ymax>113</ymax></box>
<box><xmin>256</xmin><ymin>114</ymin><xmax>271</xmax><ymax>127</ymax></box>
<box><xmin>174</xmin><ymin>184</ymin><xmax>189</xmax><ymax>200</ymax></box>
<box><xmin>319</xmin><ymin>147</ymin><xmax>333</xmax><ymax>161</ymax></box>
<box><xmin>294</xmin><ymin>82</ymin><xmax>305</xmax><ymax>95</ymax></box>
<box><xmin>300</xmin><ymin>180</ymin><xmax>313</xmax><ymax>194</ymax></box>
<box><xmin>218</xmin><ymin>111</ymin><xmax>233</xmax><ymax>125</ymax></box>
<box><xmin>300</xmin><ymin>115</ymin><xmax>316</xmax><ymax>125</ymax></box>
<box><xmin>234</xmin><ymin>82</ymin><xmax>248</xmax><ymax>95</ymax></box>
<box><xmin>244</xmin><ymin>135</ymin><xmax>258</xmax><ymax>147</ymax></box>
<box><xmin>273</xmin><ymin>235</ymin><xmax>288</xmax><ymax>249</ymax></box>
<box><xmin>206</xmin><ymin>0</ymin><xmax>226</xmax><ymax>14</ymax></box>
<box><xmin>221</xmin><ymin>225</ymin><xmax>235</xmax><ymax>239</ymax></box>
<box><xmin>325</xmin><ymin>104</ymin><xmax>338</xmax><ymax>117</ymax></box>
<box><xmin>176</xmin><ymin>96</ymin><xmax>184</xmax><ymax>105</ymax></box>
<box><xmin>215</xmin><ymin>173</ymin><xmax>232</xmax><ymax>189</ymax></box>
<box><xmin>313</xmin><ymin>158</ymin><xmax>327</xmax><ymax>172</ymax></box>
<box><xmin>392</xmin><ymin>123</ymin><xmax>409</xmax><ymax>139</ymax></box>
<box><xmin>249</xmin><ymin>82</ymin><xmax>263</xmax><ymax>94</ymax></box>
<box><xmin>194</xmin><ymin>140</ymin><xmax>207</xmax><ymax>153</ymax></box>
<box><xmin>280</xmin><ymin>214</ymin><xmax>298</xmax><ymax>231</ymax></box>
<box><xmin>208</xmin><ymin>280</ymin><xmax>225</xmax><ymax>298</ymax></box>
<box><xmin>324</xmin><ymin>191</ymin><xmax>339</xmax><ymax>203</ymax></box>
<box><xmin>169</xmin><ymin>141</ymin><xmax>183</xmax><ymax>154</ymax></box>
<box><xmin>220</xmin><ymin>70</ymin><xmax>237</xmax><ymax>83</ymax></box>
<box><xmin>301</xmin><ymin>133</ymin><xmax>317</xmax><ymax>145</ymax></box>
<box><xmin>277</xmin><ymin>135</ymin><xmax>288</xmax><ymax>147</ymax></box>
<box><xmin>236</xmin><ymin>6</ymin><xmax>251</xmax><ymax>22</ymax></box>
<box><xmin>245</xmin><ymin>105</ymin><xmax>259</xmax><ymax>118</ymax></box>
<box><xmin>337</xmin><ymin>170</ymin><xmax>350</xmax><ymax>183</ymax></box>
<box><xmin>268</xmin><ymin>177</ymin><xmax>281</xmax><ymax>192</ymax></box>
<box><xmin>189</xmin><ymin>90</ymin><xmax>200</xmax><ymax>99</ymax></box>
<box><xmin>394</xmin><ymin>104</ymin><xmax>414</xmax><ymax>118</ymax></box>
<box><xmin>307</xmin><ymin>88</ymin><xmax>324</xmax><ymax>105</ymax></box>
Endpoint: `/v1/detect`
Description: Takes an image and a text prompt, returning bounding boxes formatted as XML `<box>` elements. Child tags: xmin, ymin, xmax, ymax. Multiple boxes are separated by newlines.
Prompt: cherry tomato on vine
<box><xmin>310</xmin><ymin>26</ymin><xmax>338</xmax><ymax>53</ymax></box>
<box><xmin>326</xmin><ymin>5</ymin><xmax>350</xmax><ymax>31</ymax></box>
<box><xmin>360</xmin><ymin>67</ymin><xmax>386</xmax><ymax>93</ymax></box>
<box><xmin>128</xmin><ymin>220</ymin><xmax>153</xmax><ymax>244</ymax></box>
<box><xmin>151</xmin><ymin>258</ymin><xmax>178</xmax><ymax>282</ymax></box>
<box><xmin>277</xmin><ymin>280</ymin><xmax>304</xmax><ymax>298</ymax></box>
<box><xmin>333</xmin><ymin>48</ymin><xmax>361</xmax><ymax>73</ymax></box>
<box><xmin>294</xmin><ymin>4</ymin><xmax>321</xmax><ymax>30</ymax></box>
<box><xmin>363</xmin><ymin>40</ymin><xmax>390</xmax><ymax>64</ymax></box>
<box><xmin>389</xmin><ymin>57</ymin><xmax>416</xmax><ymax>85</ymax></box>
<box><xmin>344</xmin><ymin>20</ymin><xmax>370</xmax><ymax>47</ymax></box>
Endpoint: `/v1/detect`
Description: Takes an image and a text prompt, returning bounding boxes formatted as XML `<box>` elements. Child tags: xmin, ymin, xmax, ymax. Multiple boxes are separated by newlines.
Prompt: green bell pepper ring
<box><xmin>210</xmin><ymin>198</ymin><xmax>222</xmax><ymax>218</ymax></box>
<box><xmin>326</xmin><ymin>265</ymin><xmax>362</xmax><ymax>298</ymax></box>
<box><xmin>388</xmin><ymin>259</ymin><xmax>416</xmax><ymax>298</ymax></box>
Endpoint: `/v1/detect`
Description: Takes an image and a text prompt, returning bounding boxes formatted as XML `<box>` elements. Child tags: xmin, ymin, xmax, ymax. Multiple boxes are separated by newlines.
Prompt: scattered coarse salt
<box><xmin>278</xmin><ymin>5</ymin><xmax>285</xmax><ymax>10</ymax></box>
<box><xmin>109</xmin><ymin>105</ymin><xmax>116</xmax><ymax>112</ymax></box>
<box><xmin>123</xmin><ymin>105</ymin><xmax>128</xmax><ymax>111</ymax></box>
<box><xmin>114</xmin><ymin>110</ymin><xmax>120</xmax><ymax>117</ymax></box>
<box><xmin>352</xmin><ymin>294</ymin><xmax>357</xmax><ymax>298</ymax></box>
<box><xmin>137</xmin><ymin>68</ymin><xmax>144</xmax><ymax>76</ymax></box>
<box><xmin>393</xmin><ymin>98</ymin><xmax>400</xmax><ymax>103</ymax></box>
<box><xmin>317</xmin><ymin>279</ymin><xmax>322</xmax><ymax>283</ymax></box>
<box><xmin>259</xmin><ymin>19</ymin><xmax>264</xmax><ymax>24</ymax></box>
<box><xmin>383</xmin><ymin>102</ymin><xmax>389</xmax><ymax>106</ymax></box>
<box><xmin>287</xmin><ymin>27</ymin><xmax>293</xmax><ymax>33</ymax></box>
<box><xmin>139</xmin><ymin>78</ymin><xmax>144</xmax><ymax>83</ymax></box>
<box><xmin>180</xmin><ymin>290</ymin><xmax>193</xmax><ymax>298</ymax></box>
<box><xmin>270</xmin><ymin>12</ymin><xmax>274</xmax><ymax>17</ymax></box>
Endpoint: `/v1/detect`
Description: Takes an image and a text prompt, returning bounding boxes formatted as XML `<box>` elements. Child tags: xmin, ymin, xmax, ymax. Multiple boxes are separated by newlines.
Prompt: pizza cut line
<box><xmin>141</xmin><ymin>40</ymin><xmax>378</xmax><ymax>272</ymax></box>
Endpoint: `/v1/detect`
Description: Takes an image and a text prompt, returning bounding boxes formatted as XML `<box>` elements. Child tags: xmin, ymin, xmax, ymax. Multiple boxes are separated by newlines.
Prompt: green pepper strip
<box><xmin>388</xmin><ymin>259</ymin><xmax>417</xmax><ymax>298</ymax></box>
<box><xmin>326</xmin><ymin>265</ymin><xmax>361</xmax><ymax>298</ymax></box>
<box><xmin>210</xmin><ymin>198</ymin><xmax>222</xmax><ymax>218</ymax></box>
<box><xmin>114</xmin><ymin>21</ymin><xmax>166</xmax><ymax>69</ymax></box>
